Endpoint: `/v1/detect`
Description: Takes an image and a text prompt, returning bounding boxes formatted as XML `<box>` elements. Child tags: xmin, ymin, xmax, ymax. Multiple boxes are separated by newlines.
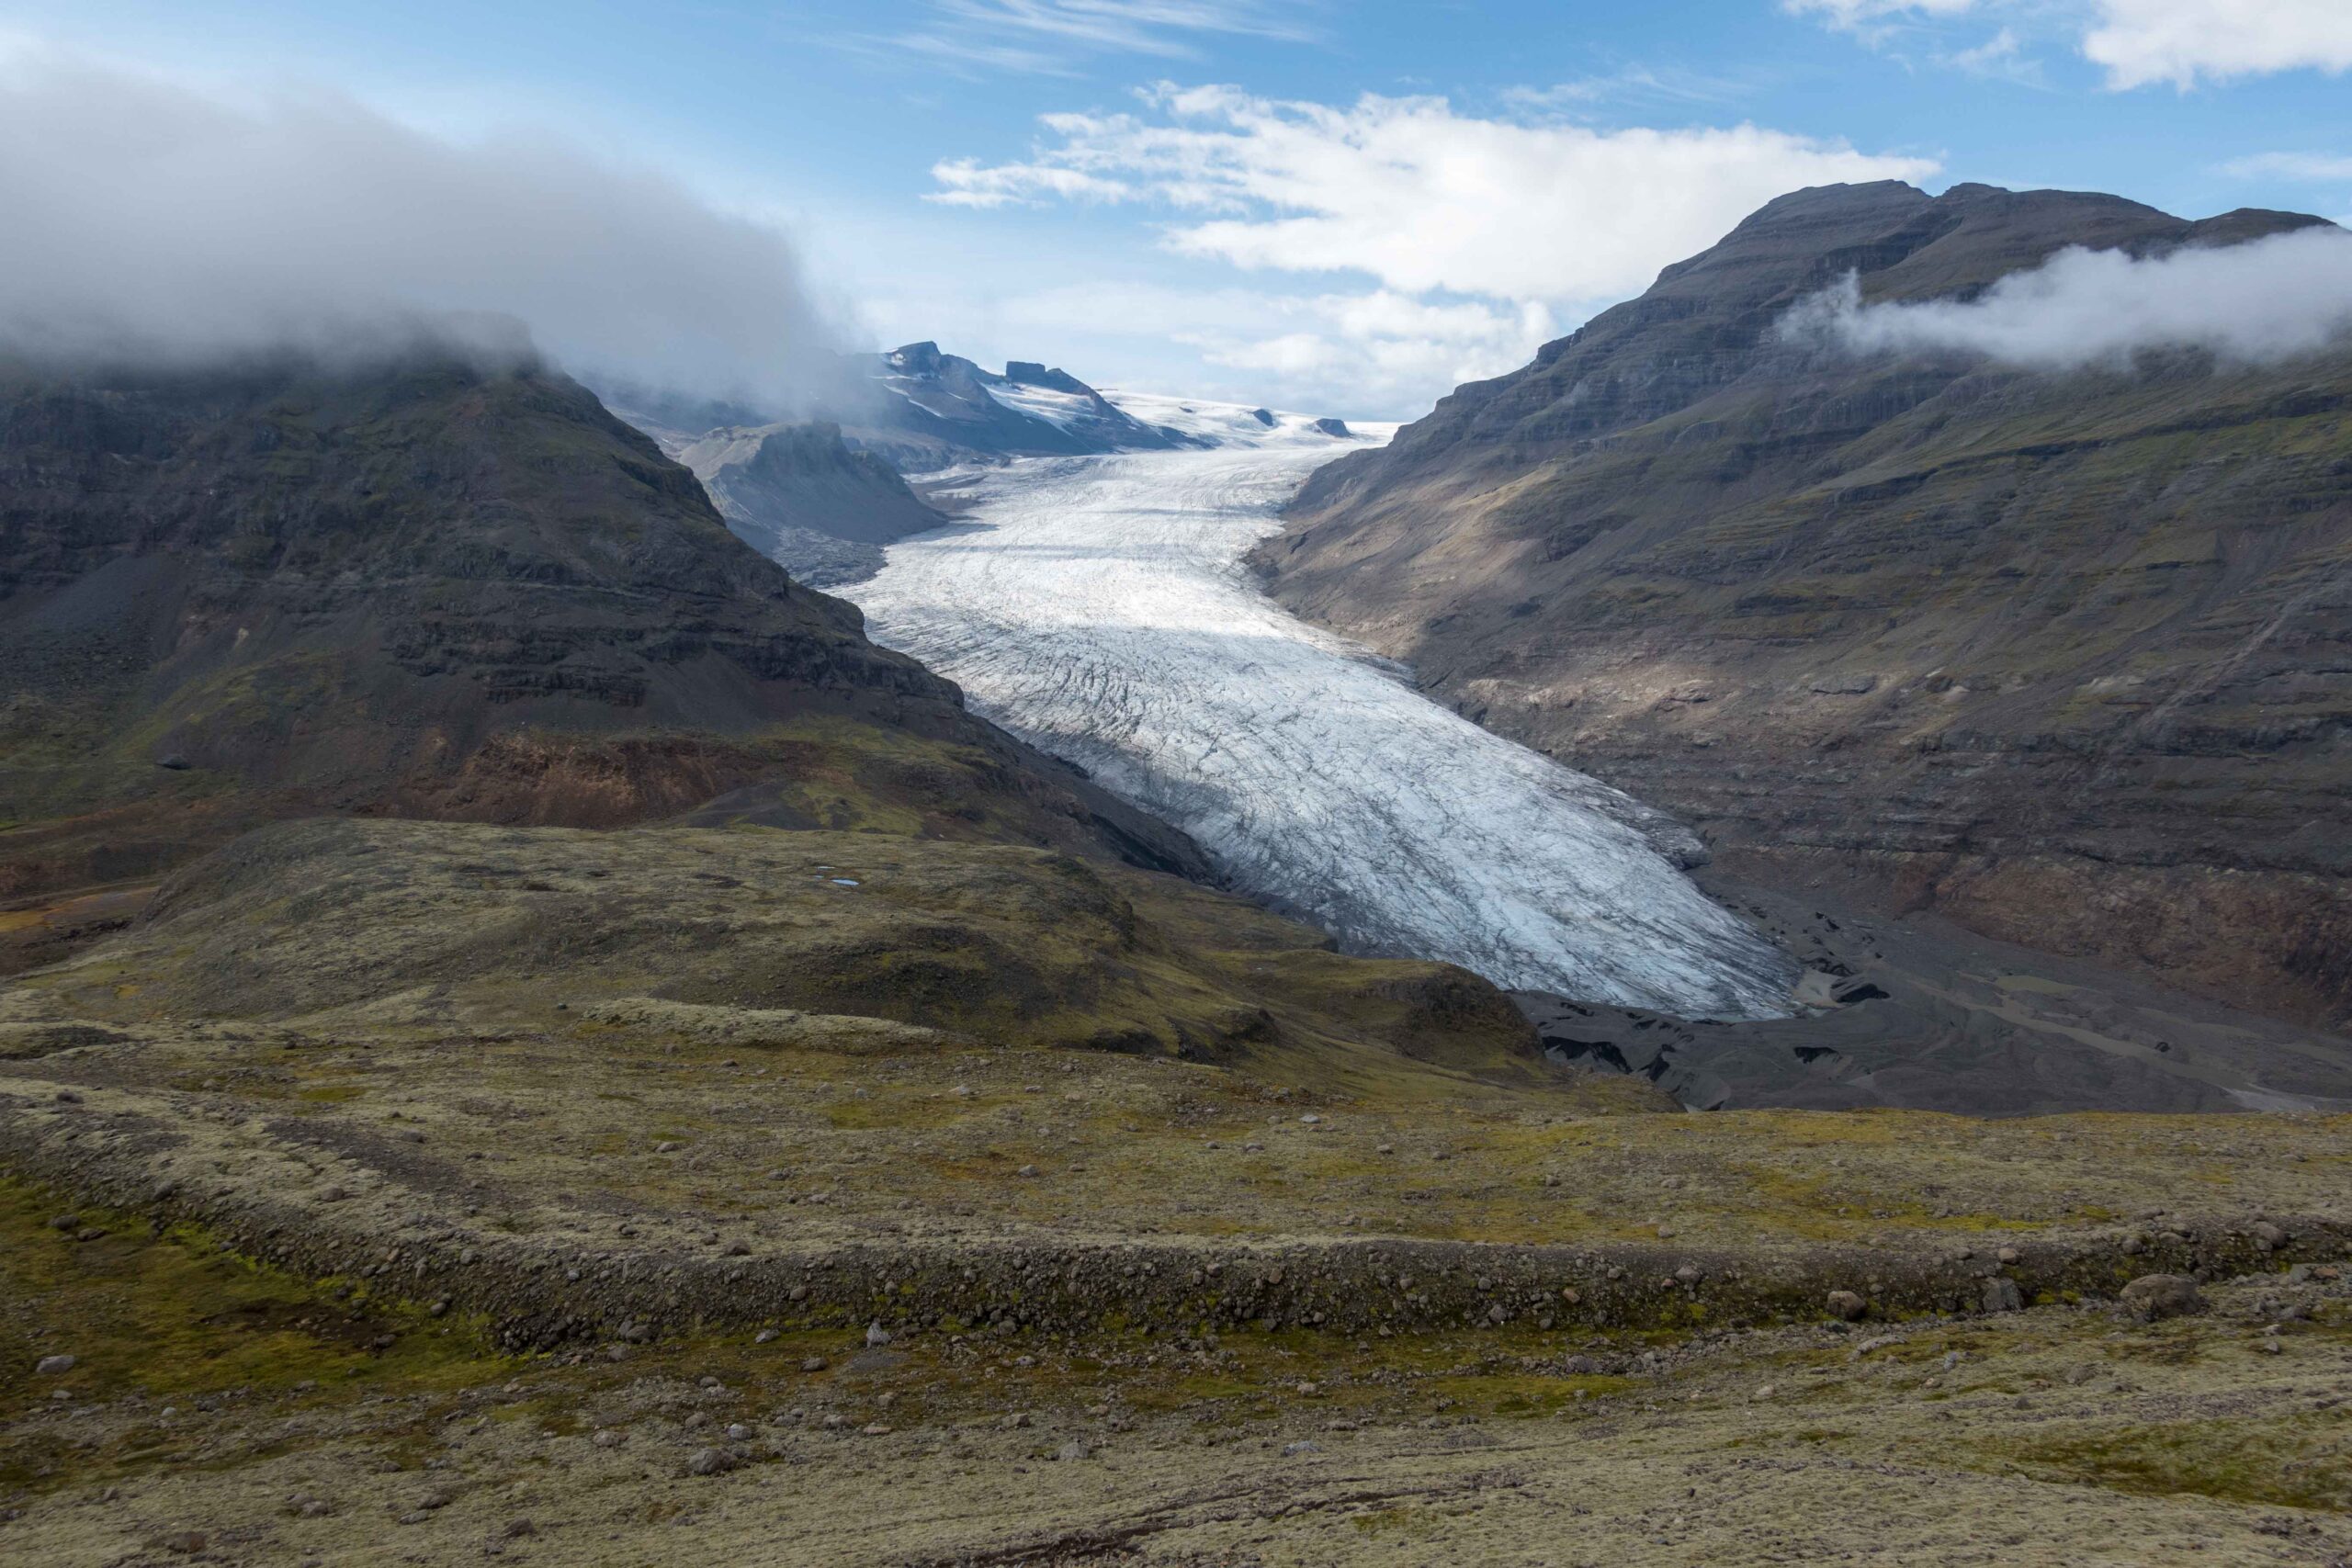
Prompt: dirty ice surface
<box><xmin>848</xmin><ymin>396</ymin><xmax>1797</xmax><ymax>1019</ymax></box>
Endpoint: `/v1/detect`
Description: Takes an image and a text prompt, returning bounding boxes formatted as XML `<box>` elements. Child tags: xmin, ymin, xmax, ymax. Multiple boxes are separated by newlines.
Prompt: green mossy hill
<box><xmin>30</xmin><ymin>815</ymin><xmax>1544</xmax><ymax>1077</ymax></box>
<box><xmin>1265</xmin><ymin>181</ymin><xmax>2352</xmax><ymax>1028</ymax></box>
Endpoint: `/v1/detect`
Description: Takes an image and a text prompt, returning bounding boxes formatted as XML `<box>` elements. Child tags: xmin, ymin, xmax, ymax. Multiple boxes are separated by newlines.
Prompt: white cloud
<box><xmin>929</xmin><ymin>158</ymin><xmax>1135</xmax><ymax>207</ymax></box>
<box><xmin>933</xmin><ymin>84</ymin><xmax>1937</xmax><ymax>302</ymax></box>
<box><xmin>1943</xmin><ymin>27</ymin><xmax>2044</xmax><ymax>84</ymax></box>
<box><xmin>1783</xmin><ymin>0</ymin><xmax>1979</xmax><ymax>34</ymax></box>
<box><xmin>954</xmin><ymin>279</ymin><xmax>1555</xmax><ymax>415</ymax></box>
<box><xmin>873</xmin><ymin>1</ymin><xmax>1320</xmax><ymax>76</ymax></box>
<box><xmin>2220</xmin><ymin>152</ymin><xmax>2352</xmax><ymax>182</ymax></box>
<box><xmin>1499</xmin><ymin>63</ymin><xmax>1763</xmax><ymax>115</ymax></box>
<box><xmin>1183</xmin><ymin>291</ymin><xmax>1556</xmax><ymax>410</ymax></box>
<box><xmin>0</xmin><ymin>41</ymin><xmax>846</xmax><ymax>400</ymax></box>
<box><xmin>1789</xmin><ymin>0</ymin><xmax>2352</xmax><ymax>89</ymax></box>
<box><xmin>2084</xmin><ymin>0</ymin><xmax>2352</xmax><ymax>88</ymax></box>
<box><xmin>921</xmin><ymin>84</ymin><xmax>1934</xmax><ymax>412</ymax></box>
<box><xmin>1782</xmin><ymin>224</ymin><xmax>2352</xmax><ymax>367</ymax></box>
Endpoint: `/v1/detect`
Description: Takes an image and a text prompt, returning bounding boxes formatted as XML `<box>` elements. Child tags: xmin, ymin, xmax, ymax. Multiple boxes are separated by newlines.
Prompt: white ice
<box><xmin>983</xmin><ymin>381</ymin><xmax>1096</xmax><ymax>429</ymax></box>
<box><xmin>848</xmin><ymin>410</ymin><xmax>1799</xmax><ymax>1020</ymax></box>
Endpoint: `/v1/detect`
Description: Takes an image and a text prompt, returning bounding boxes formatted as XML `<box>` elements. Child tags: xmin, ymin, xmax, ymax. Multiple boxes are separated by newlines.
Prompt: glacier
<box><xmin>847</xmin><ymin>397</ymin><xmax>1800</xmax><ymax>1021</ymax></box>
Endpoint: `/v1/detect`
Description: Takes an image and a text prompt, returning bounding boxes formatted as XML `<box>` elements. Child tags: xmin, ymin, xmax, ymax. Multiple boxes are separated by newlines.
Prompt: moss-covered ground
<box><xmin>0</xmin><ymin>1174</ymin><xmax>2340</xmax><ymax>1564</ymax></box>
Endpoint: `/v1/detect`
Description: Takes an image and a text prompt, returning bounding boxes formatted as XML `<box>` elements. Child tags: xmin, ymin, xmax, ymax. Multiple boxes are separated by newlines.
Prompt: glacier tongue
<box><xmin>848</xmin><ymin>438</ymin><xmax>1800</xmax><ymax>1021</ymax></box>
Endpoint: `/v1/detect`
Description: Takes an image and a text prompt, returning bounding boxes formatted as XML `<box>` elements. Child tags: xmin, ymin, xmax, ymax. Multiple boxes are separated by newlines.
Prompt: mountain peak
<box><xmin>1270</xmin><ymin>178</ymin><xmax>2352</xmax><ymax>1034</ymax></box>
<box><xmin>887</xmin><ymin>341</ymin><xmax>944</xmax><ymax>373</ymax></box>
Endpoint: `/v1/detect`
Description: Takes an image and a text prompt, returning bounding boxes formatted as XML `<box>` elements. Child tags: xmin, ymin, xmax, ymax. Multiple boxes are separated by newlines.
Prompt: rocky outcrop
<box><xmin>835</xmin><ymin>343</ymin><xmax>1202</xmax><ymax>471</ymax></box>
<box><xmin>0</xmin><ymin>350</ymin><xmax>1204</xmax><ymax>900</ymax></box>
<box><xmin>674</xmin><ymin>421</ymin><xmax>944</xmax><ymax>586</ymax></box>
<box><xmin>1261</xmin><ymin>182</ymin><xmax>2352</xmax><ymax>1030</ymax></box>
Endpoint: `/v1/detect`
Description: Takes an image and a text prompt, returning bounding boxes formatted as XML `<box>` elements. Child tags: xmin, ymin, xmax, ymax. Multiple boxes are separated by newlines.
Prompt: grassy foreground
<box><xmin>0</xmin><ymin>815</ymin><xmax>2345</xmax><ymax>1562</ymax></box>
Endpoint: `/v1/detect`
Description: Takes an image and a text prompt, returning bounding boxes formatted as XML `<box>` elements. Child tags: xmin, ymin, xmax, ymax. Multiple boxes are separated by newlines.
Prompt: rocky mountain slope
<box><xmin>612</xmin><ymin>344</ymin><xmax>1205</xmax><ymax>482</ymax></box>
<box><xmin>601</xmin><ymin>346</ymin><xmax>1230</xmax><ymax>584</ymax></box>
<box><xmin>1261</xmin><ymin>181</ymin><xmax>2352</xmax><ymax>1032</ymax></box>
<box><xmin>673</xmin><ymin>421</ymin><xmax>944</xmax><ymax>587</ymax></box>
<box><xmin>839</xmin><ymin>341</ymin><xmax>1199</xmax><ymax>470</ymax></box>
<box><xmin>0</xmin><ymin>348</ymin><xmax>1199</xmax><ymax>911</ymax></box>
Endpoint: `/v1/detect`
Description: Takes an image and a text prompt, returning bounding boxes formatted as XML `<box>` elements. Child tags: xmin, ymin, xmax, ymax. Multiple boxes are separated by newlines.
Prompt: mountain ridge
<box><xmin>0</xmin><ymin>350</ymin><xmax>1206</xmax><ymax>908</ymax></box>
<box><xmin>1261</xmin><ymin>179</ymin><xmax>2352</xmax><ymax>1030</ymax></box>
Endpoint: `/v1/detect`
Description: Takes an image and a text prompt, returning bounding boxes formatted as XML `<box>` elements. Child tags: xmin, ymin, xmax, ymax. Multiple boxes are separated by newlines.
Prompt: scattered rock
<box><xmin>1981</xmin><ymin>1278</ymin><xmax>2025</xmax><ymax>1314</ymax></box>
<box><xmin>2119</xmin><ymin>1274</ymin><xmax>2207</xmax><ymax>1322</ymax></box>
<box><xmin>1826</xmin><ymin>1291</ymin><xmax>1867</xmax><ymax>1322</ymax></box>
<box><xmin>684</xmin><ymin>1448</ymin><xmax>732</xmax><ymax>1476</ymax></box>
<box><xmin>34</xmin><ymin>1354</ymin><xmax>74</xmax><ymax>1376</ymax></box>
<box><xmin>1057</xmin><ymin>1440</ymin><xmax>1091</xmax><ymax>1461</ymax></box>
<box><xmin>801</xmin><ymin>1356</ymin><xmax>829</xmax><ymax>1372</ymax></box>
<box><xmin>865</xmin><ymin>1322</ymin><xmax>892</xmax><ymax>1348</ymax></box>
<box><xmin>2250</xmin><ymin>1221</ymin><xmax>2285</xmax><ymax>1252</ymax></box>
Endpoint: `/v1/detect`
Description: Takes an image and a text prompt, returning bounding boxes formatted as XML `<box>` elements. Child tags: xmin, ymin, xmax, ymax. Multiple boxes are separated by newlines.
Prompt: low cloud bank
<box><xmin>0</xmin><ymin>47</ymin><xmax>844</xmax><ymax>400</ymax></box>
<box><xmin>1782</xmin><ymin>223</ymin><xmax>2352</xmax><ymax>369</ymax></box>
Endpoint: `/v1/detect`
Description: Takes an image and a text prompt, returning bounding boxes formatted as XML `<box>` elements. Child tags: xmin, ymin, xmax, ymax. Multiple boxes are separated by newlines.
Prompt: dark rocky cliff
<box><xmin>0</xmin><ymin>352</ymin><xmax>1204</xmax><ymax>902</ymax></box>
<box><xmin>675</xmin><ymin>420</ymin><xmax>945</xmax><ymax>586</ymax></box>
<box><xmin>1262</xmin><ymin>181</ymin><xmax>2352</xmax><ymax>1029</ymax></box>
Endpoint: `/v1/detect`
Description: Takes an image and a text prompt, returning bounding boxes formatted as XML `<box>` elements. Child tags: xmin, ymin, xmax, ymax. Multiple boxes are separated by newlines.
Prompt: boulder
<box><xmin>2119</xmin><ymin>1274</ymin><xmax>2207</xmax><ymax>1322</ymax></box>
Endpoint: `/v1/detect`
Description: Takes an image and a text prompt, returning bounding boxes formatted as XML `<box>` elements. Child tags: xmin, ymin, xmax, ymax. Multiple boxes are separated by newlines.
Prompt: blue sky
<box><xmin>6</xmin><ymin>0</ymin><xmax>2350</xmax><ymax>416</ymax></box>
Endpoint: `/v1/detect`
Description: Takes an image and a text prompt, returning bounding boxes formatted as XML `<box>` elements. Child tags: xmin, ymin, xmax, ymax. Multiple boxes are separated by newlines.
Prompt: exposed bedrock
<box><xmin>1260</xmin><ymin>180</ymin><xmax>2352</xmax><ymax>1031</ymax></box>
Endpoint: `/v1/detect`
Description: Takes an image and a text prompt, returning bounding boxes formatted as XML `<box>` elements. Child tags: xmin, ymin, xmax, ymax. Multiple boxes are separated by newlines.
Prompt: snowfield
<box><xmin>849</xmin><ymin>406</ymin><xmax>1798</xmax><ymax>1020</ymax></box>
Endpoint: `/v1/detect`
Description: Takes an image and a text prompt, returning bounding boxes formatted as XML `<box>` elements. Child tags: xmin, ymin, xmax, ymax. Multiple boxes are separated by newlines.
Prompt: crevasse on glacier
<box><xmin>847</xmin><ymin>400</ymin><xmax>1799</xmax><ymax>1021</ymax></box>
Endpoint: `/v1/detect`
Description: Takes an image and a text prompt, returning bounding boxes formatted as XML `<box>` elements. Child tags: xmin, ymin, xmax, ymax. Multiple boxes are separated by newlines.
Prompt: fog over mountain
<box><xmin>0</xmin><ymin>44</ymin><xmax>846</xmax><ymax>400</ymax></box>
<box><xmin>1786</xmin><ymin>220</ymin><xmax>2352</xmax><ymax>368</ymax></box>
